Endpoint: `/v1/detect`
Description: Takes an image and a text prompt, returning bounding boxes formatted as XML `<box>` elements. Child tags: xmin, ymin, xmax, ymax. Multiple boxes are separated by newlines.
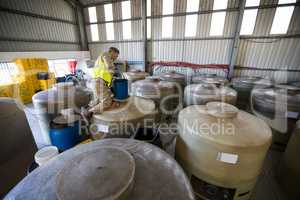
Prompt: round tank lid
<box><xmin>206</xmin><ymin>102</ymin><xmax>238</xmax><ymax>118</ymax></box>
<box><xmin>193</xmin><ymin>75</ymin><xmax>228</xmax><ymax>85</ymax></box>
<box><xmin>186</xmin><ymin>84</ymin><xmax>219</xmax><ymax>95</ymax></box>
<box><xmin>145</xmin><ymin>76</ymin><xmax>160</xmax><ymax>81</ymax></box>
<box><xmin>160</xmin><ymin>71</ymin><xmax>185</xmax><ymax>80</ymax></box>
<box><xmin>55</xmin><ymin>147</ymin><xmax>135</xmax><ymax>200</ymax></box>
<box><xmin>178</xmin><ymin>103</ymin><xmax>272</xmax><ymax>147</ymax></box>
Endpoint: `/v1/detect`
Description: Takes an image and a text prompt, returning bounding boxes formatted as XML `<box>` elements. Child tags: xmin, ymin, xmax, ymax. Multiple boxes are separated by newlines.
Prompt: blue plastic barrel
<box><xmin>113</xmin><ymin>79</ymin><xmax>129</xmax><ymax>100</ymax></box>
<box><xmin>49</xmin><ymin>115</ymin><xmax>80</xmax><ymax>151</ymax></box>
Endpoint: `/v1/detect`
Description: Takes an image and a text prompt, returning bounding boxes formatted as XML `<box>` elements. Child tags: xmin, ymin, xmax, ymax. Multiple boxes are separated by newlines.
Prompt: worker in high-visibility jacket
<box><xmin>93</xmin><ymin>47</ymin><xmax>120</xmax><ymax>86</ymax></box>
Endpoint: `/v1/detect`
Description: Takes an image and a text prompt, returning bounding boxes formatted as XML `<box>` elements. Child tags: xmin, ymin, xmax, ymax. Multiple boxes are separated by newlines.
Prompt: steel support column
<box><xmin>228</xmin><ymin>0</ymin><xmax>246</xmax><ymax>79</ymax></box>
<box><xmin>75</xmin><ymin>5</ymin><xmax>89</xmax><ymax>51</ymax></box>
<box><xmin>141</xmin><ymin>0</ymin><xmax>147</xmax><ymax>71</ymax></box>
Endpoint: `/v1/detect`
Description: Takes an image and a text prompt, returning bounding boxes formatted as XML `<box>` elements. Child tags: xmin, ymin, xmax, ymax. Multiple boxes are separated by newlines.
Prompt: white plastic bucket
<box><xmin>34</xmin><ymin>146</ymin><xmax>59</xmax><ymax>166</ymax></box>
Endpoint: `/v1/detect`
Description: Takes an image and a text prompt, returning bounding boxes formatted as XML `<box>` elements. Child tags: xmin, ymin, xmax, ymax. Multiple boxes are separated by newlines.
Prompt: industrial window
<box><xmin>185</xmin><ymin>15</ymin><xmax>198</xmax><ymax>37</ymax></box>
<box><xmin>122</xmin><ymin>1</ymin><xmax>131</xmax><ymax>19</ymax></box>
<box><xmin>147</xmin><ymin>0</ymin><xmax>151</xmax><ymax>38</ymax></box>
<box><xmin>213</xmin><ymin>0</ymin><xmax>228</xmax><ymax>10</ymax></box>
<box><xmin>162</xmin><ymin>0</ymin><xmax>174</xmax><ymax>15</ymax></box>
<box><xmin>185</xmin><ymin>0</ymin><xmax>199</xmax><ymax>37</ymax></box>
<box><xmin>90</xmin><ymin>24</ymin><xmax>100</xmax><ymax>41</ymax></box>
<box><xmin>147</xmin><ymin>0</ymin><xmax>151</xmax><ymax>16</ymax></box>
<box><xmin>245</xmin><ymin>0</ymin><xmax>260</xmax><ymax>7</ymax></box>
<box><xmin>162</xmin><ymin>17</ymin><xmax>173</xmax><ymax>38</ymax></box>
<box><xmin>278</xmin><ymin>0</ymin><xmax>296</xmax><ymax>4</ymax></box>
<box><xmin>162</xmin><ymin>0</ymin><xmax>174</xmax><ymax>38</ymax></box>
<box><xmin>123</xmin><ymin>21</ymin><xmax>132</xmax><ymax>39</ymax></box>
<box><xmin>0</xmin><ymin>63</ymin><xmax>19</xmax><ymax>85</ymax></box>
<box><xmin>104</xmin><ymin>4</ymin><xmax>113</xmax><ymax>21</ymax></box>
<box><xmin>240</xmin><ymin>9</ymin><xmax>258</xmax><ymax>35</ymax></box>
<box><xmin>210</xmin><ymin>0</ymin><xmax>227</xmax><ymax>36</ymax></box>
<box><xmin>270</xmin><ymin>6</ymin><xmax>294</xmax><ymax>34</ymax></box>
<box><xmin>122</xmin><ymin>1</ymin><xmax>132</xmax><ymax>39</ymax></box>
<box><xmin>210</xmin><ymin>12</ymin><xmax>226</xmax><ymax>36</ymax></box>
<box><xmin>106</xmin><ymin>23</ymin><xmax>115</xmax><ymax>40</ymax></box>
<box><xmin>186</xmin><ymin>0</ymin><xmax>200</xmax><ymax>12</ymax></box>
<box><xmin>147</xmin><ymin>19</ymin><xmax>151</xmax><ymax>38</ymax></box>
<box><xmin>88</xmin><ymin>7</ymin><xmax>97</xmax><ymax>23</ymax></box>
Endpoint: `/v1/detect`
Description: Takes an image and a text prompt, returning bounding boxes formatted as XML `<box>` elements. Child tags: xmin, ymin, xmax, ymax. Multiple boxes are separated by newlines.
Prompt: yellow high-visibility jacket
<box><xmin>93</xmin><ymin>52</ymin><xmax>114</xmax><ymax>85</ymax></box>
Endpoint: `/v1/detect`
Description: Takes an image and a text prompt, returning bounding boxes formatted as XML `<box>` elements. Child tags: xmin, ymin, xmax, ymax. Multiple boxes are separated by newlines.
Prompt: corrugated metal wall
<box><xmin>0</xmin><ymin>0</ymin><xmax>81</xmax><ymax>51</ymax></box>
<box><xmin>84</xmin><ymin>0</ymin><xmax>300</xmax><ymax>82</ymax></box>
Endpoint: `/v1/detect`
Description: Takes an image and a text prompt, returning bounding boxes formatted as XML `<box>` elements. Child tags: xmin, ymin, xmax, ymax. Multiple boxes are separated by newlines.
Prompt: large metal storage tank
<box><xmin>4</xmin><ymin>139</ymin><xmax>195</xmax><ymax>200</ymax></box>
<box><xmin>91</xmin><ymin>96</ymin><xmax>158</xmax><ymax>139</ymax></box>
<box><xmin>231</xmin><ymin>76</ymin><xmax>273</xmax><ymax>110</ymax></box>
<box><xmin>278</xmin><ymin>120</ymin><xmax>300</xmax><ymax>200</ymax></box>
<box><xmin>32</xmin><ymin>82</ymin><xmax>91</xmax><ymax>146</ymax></box>
<box><xmin>192</xmin><ymin>74</ymin><xmax>229</xmax><ymax>87</ymax></box>
<box><xmin>176</xmin><ymin>102</ymin><xmax>272</xmax><ymax>200</ymax></box>
<box><xmin>252</xmin><ymin>84</ymin><xmax>300</xmax><ymax>147</ymax></box>
<box><xmin>184</xmin><ymin>83</ymin><xmax>237</xmax><ymax>106</ymax></box>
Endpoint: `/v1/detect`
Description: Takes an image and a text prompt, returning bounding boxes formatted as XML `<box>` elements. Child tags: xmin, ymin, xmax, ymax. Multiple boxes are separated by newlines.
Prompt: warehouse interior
<box><xmin>0</xmin><ymin>0</ymin><xmax>300</xmax><ymax>199</ymax></box>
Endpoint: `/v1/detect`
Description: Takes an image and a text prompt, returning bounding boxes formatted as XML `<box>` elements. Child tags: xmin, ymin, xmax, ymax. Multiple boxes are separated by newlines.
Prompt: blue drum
<box><xmin>113</xmin><ymin>78</ymin><xmax>129</xmax><ymax>100</ymax></box>
<box><xmin>49</xmin><ymin>115</ymin><xmax>81</xmax><ymax>151</ymax></box>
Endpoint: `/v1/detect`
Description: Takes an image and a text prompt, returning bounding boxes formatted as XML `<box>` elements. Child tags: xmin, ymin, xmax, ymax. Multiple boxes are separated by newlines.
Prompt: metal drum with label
<box><xmin>4</xmin><ymin>139</ymin><xmax>195</xmax><ymax>200</ymax></box>
<box><xmin>176</xmin><ymin>102</ymin><xmax>272</xmax><ymax>200</ymax></box>
<box><xmin>252</xmin><ymin>84</ymin><xmax>300</xmax><ymax>147</ymax></box>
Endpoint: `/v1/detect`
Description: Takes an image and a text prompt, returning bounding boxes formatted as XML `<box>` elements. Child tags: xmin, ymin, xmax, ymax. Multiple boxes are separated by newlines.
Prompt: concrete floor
<box><xmin>251</xmin><ymin>149</ymin><xmax>289</xmax><ymax>200</ymax></box>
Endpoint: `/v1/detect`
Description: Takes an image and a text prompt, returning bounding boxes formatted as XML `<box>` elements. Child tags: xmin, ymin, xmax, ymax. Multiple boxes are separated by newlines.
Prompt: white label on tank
<box><xmin>286</xmin><ymin>111</ymin><xmax>299</xmax><ymax>119</ymax></box>
<box><xmin>217</xmin><ymin>152</ymin><xmax>238</xmax><ymax>164</ymax></box>
<box><xmin>97</xmin><ymin>124</ymin><xmax>109</xmax><ymax>133</ymax></box>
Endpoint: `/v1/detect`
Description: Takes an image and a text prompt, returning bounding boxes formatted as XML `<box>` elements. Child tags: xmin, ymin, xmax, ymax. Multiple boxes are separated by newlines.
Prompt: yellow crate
<box><xmin>17</xmin><ymin>81</ymin><xmax>35</xmax><ymax>104</ymax></box>
<box><xmin>14</xmin><ymin>59</ymin><xmax>31</xmax><ymax>72</ymax></box>
<box><xmin>0</xmin><ymin>84</ymin><xmax>14</xmax><ymax>98</ymax></box>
